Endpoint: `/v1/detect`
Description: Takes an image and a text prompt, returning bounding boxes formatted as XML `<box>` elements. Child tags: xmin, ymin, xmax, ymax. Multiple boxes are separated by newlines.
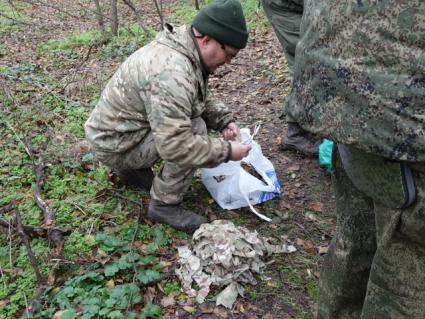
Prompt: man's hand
<box><xmin>222</xmin><ymin>122</ymin><xmax>241</xmax><ymax>141</ymax></box>
<box><xmin>229</xmin><ymin>141</ymin><xmax>251</xmax><ymax>161</ymax></box>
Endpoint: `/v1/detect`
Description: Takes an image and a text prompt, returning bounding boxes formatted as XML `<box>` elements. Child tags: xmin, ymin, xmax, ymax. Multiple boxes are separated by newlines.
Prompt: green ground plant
<box><xmin>37</xmin><ymin>25</ymin><xmax>154</xmax><ymax>61</ymax></box>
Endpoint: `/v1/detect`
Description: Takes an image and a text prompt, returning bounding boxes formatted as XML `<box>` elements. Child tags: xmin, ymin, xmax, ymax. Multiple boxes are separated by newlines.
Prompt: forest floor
<box><xmin>0</xmin><ymin>0</ymin><xmax>335</xmax><ymax>318</ymax></box>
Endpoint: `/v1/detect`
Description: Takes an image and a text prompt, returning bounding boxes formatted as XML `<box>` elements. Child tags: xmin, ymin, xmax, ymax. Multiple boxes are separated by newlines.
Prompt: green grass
<box><xmin>0</xmin><ymin>0</ymin><xmax>29</xmax><ymax>33</ymax></box>
<box><xmin>168</xmin><ymin>0</ymin><xmax>268</xmax><ymax>30</ymax></box>
<box><xmin>37</xmin><ymin>24</ymin><xmax>154</xmax><ymax>61</ymax></box>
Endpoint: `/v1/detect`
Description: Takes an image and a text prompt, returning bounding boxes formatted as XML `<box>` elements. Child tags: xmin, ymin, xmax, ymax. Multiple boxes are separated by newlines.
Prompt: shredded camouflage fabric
<box><xmin>175</xmin><ymin>220</ymin><xmax>296</xmax><ymax>308</ymax></box>
<box><xmin>85</xmin><ymin>24</ymin><xmax>233</xmax><ymax>169</ymax></box>
<box><xmin>287</xmin><ymin>0</ymin><xmax>425</xmax><ymax>161</ymax></box>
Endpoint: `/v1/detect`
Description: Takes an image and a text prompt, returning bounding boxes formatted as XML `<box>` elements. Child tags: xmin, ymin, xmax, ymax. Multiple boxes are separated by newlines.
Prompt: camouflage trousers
<box><xmin>318</xmin><ymin>145</ymin><xmax>425</xmax><ymax>319</ymax></box>
<box><xmin>95</xmin><ymin>117</ymin><xmax>207</xmax><ymax>204</ymax></box>
<box><xmin>261</xmin><ymin>0</ymin><xmax>302</xmax><ymax>73</ymax></box>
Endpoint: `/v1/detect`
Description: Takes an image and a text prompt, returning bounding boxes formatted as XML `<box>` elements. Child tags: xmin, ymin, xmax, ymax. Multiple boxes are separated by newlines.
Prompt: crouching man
<box><xmin>84</xmin><ymin>0</ymin><xmax>251</xmax><ymax>233</ymax></box>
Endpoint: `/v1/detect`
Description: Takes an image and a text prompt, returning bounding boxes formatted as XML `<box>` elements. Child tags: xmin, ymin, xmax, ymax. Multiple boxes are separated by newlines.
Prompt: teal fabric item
<box><xmin>319</xmin><ymin>139</ymin><xmax>333</xmax><ymax>173</ymax></box>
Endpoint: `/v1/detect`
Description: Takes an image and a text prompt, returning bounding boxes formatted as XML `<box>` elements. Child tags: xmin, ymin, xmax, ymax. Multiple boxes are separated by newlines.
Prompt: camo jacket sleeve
<box><xmin>202</xmin><ymin>92</ymin><xmax>235</xmax><ymax>132</ymax></box>
<box><xmin>144</xmin><ymin>70</ymin><xmax>230</xmax><ymax>168</ymax></box>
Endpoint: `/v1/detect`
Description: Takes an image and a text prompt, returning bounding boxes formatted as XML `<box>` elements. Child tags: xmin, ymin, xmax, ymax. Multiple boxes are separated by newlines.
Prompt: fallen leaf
<box><xmin>309</xmin><ymin>201</ymin><xmax>324</xmax><ymax>212</ymax></box>
<box><xmin>295</xmin><ymin>238</ymin><xmax>315</xmax><ymax>254</ymax></box>
<box><xmin>144</xmin><ymin>286</ymin><xmax>156</xmax><ymax>305</ymax></box>
<box><xmin>305</xmin><ymin>212</ymin><xmax>317</xmax><ymax>221</ymax></box>
<box><xmin>278</xmin><ymin>200</ymin><xmax>292</xmax><ymax>210</ymax></box>
<box><xmin>1</xmin><ymin>268</ymin><xmax>24</xmax><ymax>275</ymax></box>
<box><xmin>317</xmin><ymin>245</ymin><xmax>329</xmax><ymax>255</ymax></box>
<box><xmin>183</xmin><ymin>306</ymin><xmax>196</xmax><ymax>314</ymax></box>
<box><xmin>225</xmin><ymin>210</ymin><xmax>240</xmax><ymax>218</ymax></box>
<box><xmin>287</xmin><ymin>164</ymin><xmax>300</xmax><ymax>172</ymax></box>
<box><xmin>161</xmin><ymin>295</ymin><xmax>176</xmax><ymax>308</ymax></box>
<box><xmin>266</xmin><ymin>281</ymin><xmax>279</xmax><ymax>288</ymax></box>
<box><xmin>200</xmin><ymin>305</ymin><xmax>215</xmax><ymax>314</ymax></box>
<box><xmin>105</xmin><ymin>279</ymin><xmax>115</xmax><ymax>288</ymax></box>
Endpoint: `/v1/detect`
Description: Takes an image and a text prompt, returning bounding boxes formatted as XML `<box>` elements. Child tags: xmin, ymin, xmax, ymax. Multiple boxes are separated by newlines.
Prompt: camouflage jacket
<box><xmin>85</xmin><ymin>25</ymin><xmax>234</xmax><ymax>167</ymax></box>
<box><xmin>287</xmin><ymin>0</ymin><xmax>425</xmax><ymax>162</ymax></box>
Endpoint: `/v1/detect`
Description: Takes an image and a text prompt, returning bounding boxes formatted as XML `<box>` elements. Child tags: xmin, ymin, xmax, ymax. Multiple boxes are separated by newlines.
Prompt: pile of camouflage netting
<box><xmin>175</xmin><ymin>220</ymin><xmax>296</xmax><ymax>308</ymax></box>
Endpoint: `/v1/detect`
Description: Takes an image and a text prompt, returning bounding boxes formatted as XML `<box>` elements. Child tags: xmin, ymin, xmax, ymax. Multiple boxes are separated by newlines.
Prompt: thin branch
<box><xmin>14</xmin><ymin>208</ymin><xmax>44</xmax><ymax>285</ymax></box>
<box><xmin>24</xmin><ymin>134</ymin><xmax>55</xmax><ymax>227</ymax></box>
<box><xmin>121</xmin><ymin>0</ymin><xmax>148</xmax><ymax>34</ymax></box>
<box><xmin>0</xmin><ymin>218</ymin><xmax>45</xmax><ymax>238</ymax></box>
<box><xmin>0</xmin><ymin>11</ymin><xmax>30</xmax><ymax>25</ymax></box>
<box><xmin>92</xmin><ymin>0</ymin><xmax>106</xmax><ymax>34</ymax></box>
<box><xmin>152</xmin><ymin>0</ymin><xmax>164</xmax><ymax>30</ymax></box>
<box><xmin>98</xmin><ymin>188</ymin><xmax>144</xmax><ymax>207</ymax></box>
<box><xmin>0</xmin><ymin>204</ymin><xmax>16</xmax><ymax>215</ymax></box>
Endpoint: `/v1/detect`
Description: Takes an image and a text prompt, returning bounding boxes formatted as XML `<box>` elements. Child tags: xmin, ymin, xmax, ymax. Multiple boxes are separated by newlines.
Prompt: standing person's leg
<box><xmin>261</xmin><ymin>0</ymin><xmax>320</xmax><ymax>156</ymax></box>
<box><xmin>283</xmin><ymin>116</ymin><xmax>321</xmax><ymax>156</ymax></box>
<box><xmin>148</xmin><ymin>117</ymin><xmax>208</xmax><ymax>233</ymax></box>
<box><xmin>317</xmin><ymin>148</ymin><xmax>376</xmax><ymax>319</ymax></box>
<box><xmin>261</xmin><ymin>0</ymin><xmax>302</xmax><ymax>73</ymax></box>
<box><xmin>361</xmin><ymin>165</ymin><xmax>425</xmax><ymax>319</ymax></box>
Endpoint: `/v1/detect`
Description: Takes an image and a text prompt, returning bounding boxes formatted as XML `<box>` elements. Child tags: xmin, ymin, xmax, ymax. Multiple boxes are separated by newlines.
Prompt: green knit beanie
<box><xmin>192</xmin><ymin>0</ymin><xmax>248</xmax><ymax>49</ymax></box>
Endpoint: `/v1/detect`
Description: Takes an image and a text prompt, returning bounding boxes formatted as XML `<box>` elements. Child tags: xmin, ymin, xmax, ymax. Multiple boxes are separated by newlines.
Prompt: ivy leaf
<box><xmin>83</xmin><ymin>297</ymin><xmax>101</xmax><ymax>315</ymax></box>
<box><xmin>137</xmin><ymin>269</ymin><xmax>160</xmax><ymax>284</ymax></box>
<box><xmin>96</xmin><ymin>233</ymin><xmax>127</xmax><ymax>252</ymax></box>
<box><xmin>104</xmin><ymin>263</ymin><xmax>120</xmax><ymax>277</ymax></box>
<box><xmin>152</xmin><ymin>227</ymin><xmax>171</xmax><ymax>247</ymax></box>
<box><xmin>139</xmin><ymin>255</ymin><xmax>156</xmax><ymax>265</ymax></box>
<box><xmin>117</xmin><ymin>255</ymin><xmax>132</xmax><ymax>270</ymax></box>
<box><xmin>141</xmin><ymin>303</ymin><xmax>161</xmax><ymax>319</ymax></box>
<box><xmin>61</xmin><ymin>309</ymin><xmax>77</xmax><ymax>319</ymax></box>
<box><xmin>106</xmin><ymin>284</ymin><xmax>141</xmax><ymax>309</ymax></box>
<box><xmin>108</xmin><ymin>310</ymin><xmax>125</xmax><ymax>319</ymax></box>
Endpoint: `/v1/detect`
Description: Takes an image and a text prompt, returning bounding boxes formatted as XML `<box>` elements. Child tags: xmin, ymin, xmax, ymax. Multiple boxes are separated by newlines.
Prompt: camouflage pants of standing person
<box><xmin>318</xmin><ymin>144</ymin><xmax>425</xmax><ymax>319</ymax></box>
<box><xmin>261</xmin><ymin>0</ymin><xmax>302</xmax><ymax>73</ymax></box>
<box><xmin>95</xmin><ymin>117</ymin><xmax>208</xmax><ymax>204</ymax></box>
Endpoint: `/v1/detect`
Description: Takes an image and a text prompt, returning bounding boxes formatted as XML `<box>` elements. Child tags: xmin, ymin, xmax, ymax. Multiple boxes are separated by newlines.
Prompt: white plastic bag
<box><xmin>201</xmin><ymin>128</ymin><xmax>280</xmax><ymax>222</ymax></box>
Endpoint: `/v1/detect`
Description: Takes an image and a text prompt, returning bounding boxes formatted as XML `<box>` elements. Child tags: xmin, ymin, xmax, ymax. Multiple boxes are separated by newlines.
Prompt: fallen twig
<box><xmin>14</xmin><ymin>208</ymin><xmax>43</xmax><ymax>283</ymax></box>
<box><xmin>14</xmin><ymin>207</ymin><xmax>47</xmax><ymax>316</ymax></box>
<box><xmin>99</xmin><ymin>188</ymin><xmax>144</xmax><ymax>207</ymax></box>
<box><xmin>23</xmin><ymin>134</ymin><xmax>72</xmax><ymax>256</ymax></box>
<box><xmin>0</xmin><ymin>203</ymin><xmax>16</xmax><ymax>215</ymax></box>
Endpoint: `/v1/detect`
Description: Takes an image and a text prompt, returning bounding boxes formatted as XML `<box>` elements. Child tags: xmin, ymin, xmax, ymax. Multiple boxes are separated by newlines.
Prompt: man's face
<box><xmin>199</xmin><ymin>37</ymin><xmax>240</xmax><ymax>73</ymax></box>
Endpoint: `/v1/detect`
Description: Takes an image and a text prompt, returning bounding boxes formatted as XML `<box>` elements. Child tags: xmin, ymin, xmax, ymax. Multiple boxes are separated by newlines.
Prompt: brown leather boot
<box><xmin>281</xmin><ymin>123</ymin><xmax>321</xmax><ymax>157</ymax></box>
<box><xmin>147</xmin><ymin>200</ymin><xmax>207</xmax><ymax>233</ymax></box>
<box><xmin>116</xmin><ymin>168</ymin><xmax>154</xmax><ymax>190</ymax></box>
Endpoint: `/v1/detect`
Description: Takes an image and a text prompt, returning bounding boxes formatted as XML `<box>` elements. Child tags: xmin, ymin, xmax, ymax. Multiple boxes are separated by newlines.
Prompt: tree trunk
<box><xmin>93</xmin><ymin>0</ymin><xmax>106</xmax><ymax>35</ymax></box>
<box><xmin>110</xmin><ymin>0</ymin><xmax>118</xmax><ymax>36</ymax></box>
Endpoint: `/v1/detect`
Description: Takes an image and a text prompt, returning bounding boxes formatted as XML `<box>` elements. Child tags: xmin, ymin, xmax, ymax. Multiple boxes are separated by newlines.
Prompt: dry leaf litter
<box><xmin>175</xmin><ymin>220</ymin><xmax>297</xmax><ymax>308</ymax></box>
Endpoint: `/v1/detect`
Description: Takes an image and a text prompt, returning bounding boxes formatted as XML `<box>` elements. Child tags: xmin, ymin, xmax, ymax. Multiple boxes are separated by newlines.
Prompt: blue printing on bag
<box><xmin>258</xmin><ymin>170</ymin><xmax>281</xmax><ymax>203</ymax></box>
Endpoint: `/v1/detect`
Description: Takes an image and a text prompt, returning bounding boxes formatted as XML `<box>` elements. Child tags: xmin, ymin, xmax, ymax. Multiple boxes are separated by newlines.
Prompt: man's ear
<box><xmin>198</xmin><ymin>35</ymin><xmax>212</xmax><ymax>49</ymax></box>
